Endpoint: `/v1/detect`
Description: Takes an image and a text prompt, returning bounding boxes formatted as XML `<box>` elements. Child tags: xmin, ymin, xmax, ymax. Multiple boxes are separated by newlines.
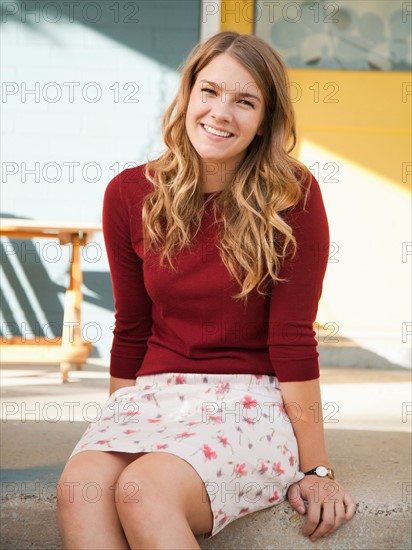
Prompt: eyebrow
<box><xmin>199</xmin><ymin>80</ymin><xmax>261</xmax><ymax>103</ymax></box>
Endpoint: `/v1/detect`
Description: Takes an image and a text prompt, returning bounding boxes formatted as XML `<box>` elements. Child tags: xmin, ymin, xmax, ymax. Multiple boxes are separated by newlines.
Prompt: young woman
<box><xmin>57</xmin><ymin>31</ymin><xmax>356</xmax><ymax>549</ymax></box>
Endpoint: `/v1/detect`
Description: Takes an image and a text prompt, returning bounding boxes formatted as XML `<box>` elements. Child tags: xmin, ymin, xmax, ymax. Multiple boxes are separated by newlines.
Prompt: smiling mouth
<box><xmin>201</xmin><ymin>123</ymin><xmax>234</xmax><ymax>138</ymax></box>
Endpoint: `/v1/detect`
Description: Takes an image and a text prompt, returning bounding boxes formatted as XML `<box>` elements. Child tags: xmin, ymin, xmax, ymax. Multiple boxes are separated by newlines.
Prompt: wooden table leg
<box><xmin>60</xmin><ymin>235</ymin><xmax>83</xmax><ymax>382</ymax></box>
<box><xmin>70</xmin><ymin>235</ymin><xmax>83</xmax><ymax>371</ymax></box>
<box><xmin>60</xmin><ymin>361</ymin><xmax>71</xmax><ymax>383</ymax></box>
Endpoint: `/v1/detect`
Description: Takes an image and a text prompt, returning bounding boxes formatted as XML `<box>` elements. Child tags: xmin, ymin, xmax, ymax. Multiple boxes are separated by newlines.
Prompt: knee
<box><xmin>115</xmin><ymin>467</ymin><xmax>157</xmax><ymax>520</ymax></box>
<box><xmin>57</xmin><ymin>456</ymin><xmax>114</xmax><ymax>517</ymax></box>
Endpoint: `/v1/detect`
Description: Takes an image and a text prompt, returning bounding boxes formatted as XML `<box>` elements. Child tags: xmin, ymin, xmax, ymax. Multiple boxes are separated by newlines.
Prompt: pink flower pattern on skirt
<box><xmin>69</xmin><ymin>372</ymin><xmax>305</xmax><ymax>539</ymax></box>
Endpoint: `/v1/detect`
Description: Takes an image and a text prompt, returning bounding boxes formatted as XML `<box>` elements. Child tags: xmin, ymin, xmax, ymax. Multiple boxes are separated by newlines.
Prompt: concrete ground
<box><xmin>1</xmin><ymin>362</ymin><xmax>411</xmax><ymax>549</ymax></box>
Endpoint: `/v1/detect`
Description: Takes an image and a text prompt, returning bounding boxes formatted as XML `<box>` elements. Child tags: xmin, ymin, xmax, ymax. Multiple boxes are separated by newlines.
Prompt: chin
<box><xmin>193</xmin><ymin>148</ymin><xmax>220</xmax><ymax>160</ymax></box>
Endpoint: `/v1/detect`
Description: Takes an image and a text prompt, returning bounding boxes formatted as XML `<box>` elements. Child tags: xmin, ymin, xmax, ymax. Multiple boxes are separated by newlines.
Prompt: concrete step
<box><xmin>1</xmin><ymin>364</ymin><xmax>411</xmax><ymax>549</ymax></box>
<box><xmin>1</xmin><ymin>424</ymin><xmax>411</xmax><ymax>549</ymax></box>
<box><xmin>1</xmin><ymin>493</ymin><xmax>410</xmax><ymax>550</ymax></box>
<box><xmin>317</xmin><ymin>327</ymin><xmax>407</xmax><ymax>370</ymax></box>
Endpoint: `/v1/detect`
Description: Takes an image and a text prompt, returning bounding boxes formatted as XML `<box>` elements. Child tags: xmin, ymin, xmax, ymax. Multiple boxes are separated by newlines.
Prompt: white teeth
<box><xmin>203</xmin><ymin>124</ymin><xmax>232</xmax><ymax>138</ymax></box>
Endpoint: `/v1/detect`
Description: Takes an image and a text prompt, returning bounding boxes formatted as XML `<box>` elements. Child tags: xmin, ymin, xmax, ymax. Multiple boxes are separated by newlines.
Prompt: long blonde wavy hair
<box><xmin>142</xmin><ymin>31</ymin><xmax>312</xmax><ymax>305</ymax></box>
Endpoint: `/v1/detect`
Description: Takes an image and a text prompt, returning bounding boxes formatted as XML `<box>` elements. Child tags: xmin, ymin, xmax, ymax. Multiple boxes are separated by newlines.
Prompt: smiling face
<box><xmin>185</xmin><ymin>53</ymin><xmax>265</xmax><ymax>183</ymax></box>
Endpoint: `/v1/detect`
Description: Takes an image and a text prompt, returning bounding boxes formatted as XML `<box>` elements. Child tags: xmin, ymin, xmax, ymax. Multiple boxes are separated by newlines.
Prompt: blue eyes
<box><xmin>200</xmin><ymin>87</ymin><xmax>255</xmax><ymax>108</ymax></box>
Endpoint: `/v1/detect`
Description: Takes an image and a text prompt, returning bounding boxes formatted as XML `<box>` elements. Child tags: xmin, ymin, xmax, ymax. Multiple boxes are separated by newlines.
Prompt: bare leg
<box><xmin>115</xmin><ymin>452</ymin><xmax>213</xmax><ymax>550</ymax></box>
<box><xmin>57</xmin><ymin>450</ymin><xmax>146</xmax><ymax>549</ymax></box>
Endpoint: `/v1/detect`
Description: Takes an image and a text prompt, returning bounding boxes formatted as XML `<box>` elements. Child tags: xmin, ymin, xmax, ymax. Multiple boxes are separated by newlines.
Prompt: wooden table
<box><xmin>0</xmin><ymin>219</ymin><xmax>102</xmax><ymax>382</ymax></box>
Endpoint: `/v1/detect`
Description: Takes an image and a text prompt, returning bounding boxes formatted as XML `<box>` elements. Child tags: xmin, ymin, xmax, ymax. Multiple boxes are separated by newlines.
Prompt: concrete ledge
<box><xmin>1</xmin><ymin>495</ymin><xmax>411</xmax><ymax>550</ymax></box>
<box><xmin>1</xmin><ymin>427</ymin><xmax>410</xmax><ymax>550</ymax></box>
<box><xmin>197</xmin><ymin>502</ymin><xmax>412</xmax><ymax>549</ymax></box>
<box><xmin>1</xmin><ymin>365</ymin><xmax>411</xmax><ymax>549</ymax></box>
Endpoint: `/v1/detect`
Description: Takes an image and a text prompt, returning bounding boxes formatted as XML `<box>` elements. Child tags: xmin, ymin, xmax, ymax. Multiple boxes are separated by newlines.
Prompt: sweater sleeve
<box><xmin>267</xmin><ymin>173</ymin><xmax>330</xmax><ymax>382</ymax></box>
<box><xmin>102</xmin><ymin>171</ymin><xmax>153</xmax><ymax>379</ymax></box>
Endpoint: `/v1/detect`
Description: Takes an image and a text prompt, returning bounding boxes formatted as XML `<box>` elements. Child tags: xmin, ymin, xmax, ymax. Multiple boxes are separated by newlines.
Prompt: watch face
<box><xmin>315</xmin><ymin>466</ymin><xmax>328</xmax><ymax>477</ymax></box>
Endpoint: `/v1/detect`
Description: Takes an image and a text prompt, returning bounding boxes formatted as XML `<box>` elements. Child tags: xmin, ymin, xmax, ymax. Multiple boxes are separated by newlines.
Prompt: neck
<box><xmin>200</xmin><ymin>158</ymin><xmax>243</xmax><ymax>193</ymax></box>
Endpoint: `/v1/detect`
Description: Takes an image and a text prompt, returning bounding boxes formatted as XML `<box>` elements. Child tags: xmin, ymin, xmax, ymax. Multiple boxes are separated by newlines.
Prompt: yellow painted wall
<box><xmin>220</xmin><ymin>0</ymin><xmax>254</xmax><ymax>34</ymax></box>
<box><xmin>289</xmin><ymin>69</ymin><xmax>410</xmax><ymax>190</ymax></box>
<box><xmin>289</xmin><ymin>69</ymin><xmax>411</xmax><ymax>368</ymax></box>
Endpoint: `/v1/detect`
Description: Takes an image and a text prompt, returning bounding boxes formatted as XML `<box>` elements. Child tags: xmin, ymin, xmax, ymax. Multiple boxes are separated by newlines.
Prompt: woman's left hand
<box><xmin>287</xmin><ymin>475</ymin><xmax>356</xmax><ymax>542</ymax></box>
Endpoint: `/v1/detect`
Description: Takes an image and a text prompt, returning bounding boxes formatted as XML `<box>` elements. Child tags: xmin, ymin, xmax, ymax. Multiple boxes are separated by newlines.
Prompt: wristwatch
<box><xmin>304</xmin><ymin>466</ymin><xmax>335</xmax><ymax>479</ymax></box>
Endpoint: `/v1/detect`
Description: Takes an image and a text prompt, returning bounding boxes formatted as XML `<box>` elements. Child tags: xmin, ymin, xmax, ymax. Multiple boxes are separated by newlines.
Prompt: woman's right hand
<box><xmin>109</xmin><ymin>376</ymin><xmax>135</xmax><ymax>396</ymax></box>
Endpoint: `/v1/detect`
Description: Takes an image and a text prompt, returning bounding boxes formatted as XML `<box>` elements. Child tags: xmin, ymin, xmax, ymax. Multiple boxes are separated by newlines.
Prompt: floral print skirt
<box><xmin>69</xmin><ymin>372</ymin><xmax>305</xmax><ymax>539</ymax></box>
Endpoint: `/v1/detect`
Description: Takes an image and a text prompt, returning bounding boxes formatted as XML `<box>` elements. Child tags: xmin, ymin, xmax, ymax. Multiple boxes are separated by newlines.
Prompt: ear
<box><xmin>256</xmin><ymin>123</ymin><xmax>264</xmax><ymax>136</ymax></box>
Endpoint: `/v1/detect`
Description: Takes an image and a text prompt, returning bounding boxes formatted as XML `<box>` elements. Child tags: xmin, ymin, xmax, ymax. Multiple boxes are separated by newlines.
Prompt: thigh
<box><xmin>117</xmin><ymin>451</ymin><xmax>213</xmax><ymax>536</ymax></box>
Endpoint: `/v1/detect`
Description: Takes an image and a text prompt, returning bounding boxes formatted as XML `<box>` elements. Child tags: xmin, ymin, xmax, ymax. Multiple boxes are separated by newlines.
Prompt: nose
<box><xmin>209</xmin><ymin>98</ymin><xmax>233</xmax><ymax>122</ymax></box>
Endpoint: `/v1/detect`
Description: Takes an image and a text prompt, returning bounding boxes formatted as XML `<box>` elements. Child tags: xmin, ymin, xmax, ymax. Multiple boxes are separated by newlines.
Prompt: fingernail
<box><xmin>298</xmin><ymin>506</ymin><xmax>305</xmax><ymax>513</ymax></box>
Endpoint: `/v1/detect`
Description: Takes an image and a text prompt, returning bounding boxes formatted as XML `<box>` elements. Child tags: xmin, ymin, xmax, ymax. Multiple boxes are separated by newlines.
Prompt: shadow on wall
<box><xmin>0</xmin><ymin>0</ymin><xmax>200</xmax><ymax>69</ymax></box>
<box><xmin>0</xmin><ymin>214</ymin><xmax>113</xmax><ymax>357</ymax></box>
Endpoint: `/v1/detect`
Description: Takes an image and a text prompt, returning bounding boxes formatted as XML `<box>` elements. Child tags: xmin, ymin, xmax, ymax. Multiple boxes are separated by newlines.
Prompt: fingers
<box><xmin>343</xmin><ymin>491</ymin><xmax>357</xmax><ymax>520</ymax></box>
<box><xmin>323</xmin><ymin>500</ymin><xmax>347</xmax><ymax>537</ymax></box>
<box><xmin>302</xmin><ymin>499</ymin><xmax>322</xmax><ymax>538</ymax></box>
<box><xmin>287</xmin><ymin>483</ymin><xmax>306</xmax><ymax>515</ymax></box>
<box><xmin>304</xmin><ymin>491</ymin><xmax>356</xmax><ymax>542</ymax></box>
<box><xmin>304</xmin><ymin>502</ymin><xmax>335</xmax><ymax>541</ymax></box>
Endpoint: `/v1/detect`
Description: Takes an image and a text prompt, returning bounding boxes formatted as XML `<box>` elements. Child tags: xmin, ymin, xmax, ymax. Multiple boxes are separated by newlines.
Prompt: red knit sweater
<box><xmin>102</xmin><ymin>164</ymin><xmax>330</xmax><ymax>383</ymax></box>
